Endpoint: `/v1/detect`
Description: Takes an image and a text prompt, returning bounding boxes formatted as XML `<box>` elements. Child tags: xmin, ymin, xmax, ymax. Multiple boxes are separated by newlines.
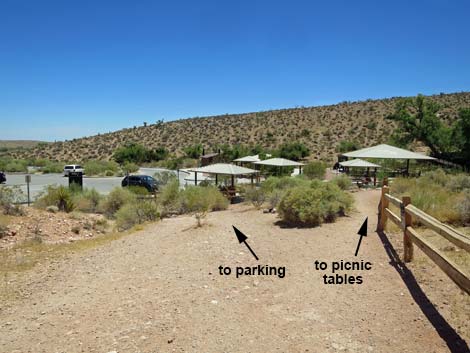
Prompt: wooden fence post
<box><xmin>378</xmin><ymin>178</ymin><xmax>389</xmax><ymax>231</ymax></box>
<box><xmin>402</xmin><ymin>196</ymin><xmax>413</xmax><ymax>262</ymax></box>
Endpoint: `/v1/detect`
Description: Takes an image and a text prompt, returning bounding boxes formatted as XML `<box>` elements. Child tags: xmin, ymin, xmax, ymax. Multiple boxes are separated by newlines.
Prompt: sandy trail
<box><xmin>0</xmin><ymin>190</ymin><xmax>466</xmax><ymax>352</ymax></box>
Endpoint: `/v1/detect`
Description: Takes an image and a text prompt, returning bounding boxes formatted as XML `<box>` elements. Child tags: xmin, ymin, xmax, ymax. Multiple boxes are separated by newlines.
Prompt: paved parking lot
<box><xmin>2</xmin><ymin>167</ymin><xmax>179</xmax><ymax>200</ymax></box>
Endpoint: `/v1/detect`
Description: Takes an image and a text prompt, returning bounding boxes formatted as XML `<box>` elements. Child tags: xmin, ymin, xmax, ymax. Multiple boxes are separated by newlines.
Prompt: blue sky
<box><xmin>1</xmin><ymin>0</ymin><xmax>469</xmax><ymax>141</ymax></box>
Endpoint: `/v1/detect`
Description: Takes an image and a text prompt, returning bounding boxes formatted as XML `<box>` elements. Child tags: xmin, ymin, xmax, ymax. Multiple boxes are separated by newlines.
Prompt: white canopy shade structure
<box><xmin>341</xmin><ymin>143</ymin><xmax>435</xmax><ymax>176</ymax></box>
<box><xmin>254</xmin><ymin>157</ymin><xmax>305</xmax><ymax>176</ymax></box>
<box><xmin>339</xmin><ymin>159</ymin><xmax>381</xmax><ymax>168</ymax></box>
<box><xmin>233</xmin><ymin>154</ymin><xmax>261</xmax><ymax>163</ymax></box>
<box><xmin>179</xmin><ymin>169</ymin><xmax>210</xmax><ymax>186</ymax></box>
<box><xmin>254</xmin><ymin>158</ymin><xmax>304</xmax><ymax>167</ymax></box>
<box><xmin>187</xmin><ymin>163</ymin><xmax>258</xmax><ymax>186</ymax></box>
<box><xmin>342</xmin><ymin>144</ymin><xmax>435</xmax><ymax>160</ymax></box>
<box><xmin>189</xmin><ymin>163</ymin><xmax>258</xmax><ymax>175</ymax></box>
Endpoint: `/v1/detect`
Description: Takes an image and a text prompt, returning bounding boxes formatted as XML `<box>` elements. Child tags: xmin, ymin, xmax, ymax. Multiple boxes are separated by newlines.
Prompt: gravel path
<box><xmin>0</xmin><ymin>190</ymin><xmax>465</xmax><ymax>352</ymax></box>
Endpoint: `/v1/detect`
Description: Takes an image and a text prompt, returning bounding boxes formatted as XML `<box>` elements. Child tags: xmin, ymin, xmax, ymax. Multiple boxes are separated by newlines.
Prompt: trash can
<box><xmin>68</xmin><ymin>171</ymin><xmax>83</xmax><ymax>190</ymax></box>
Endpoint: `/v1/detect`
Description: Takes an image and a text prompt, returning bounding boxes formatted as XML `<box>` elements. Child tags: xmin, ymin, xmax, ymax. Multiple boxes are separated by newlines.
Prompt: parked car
<box><xmin>63</xmin><ymin>164</ymin><xmax>84</xmax><ymax>176</ymax></box>
<box><xmin>0</xmin><ymin>171</ymin><xmax>6</xmax><ymax>184</ymax></box>
<box><xmin>121</xmin><ymin>175</ymin><xmax>158</xmax><ymax>192</ymax></box>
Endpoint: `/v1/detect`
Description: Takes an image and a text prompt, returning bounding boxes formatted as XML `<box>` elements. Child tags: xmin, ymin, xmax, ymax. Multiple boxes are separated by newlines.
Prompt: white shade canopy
<box><xmin>254</xmin><ymin>158</ymin><xmax>304</xmax><ymax>167</ymax></box>
<box><xmin>188</xmin><ymin>163</ymin><xmax>258</xmax><ymax>175</ymax></box>
<box><xmin>233</xmin><ymin>154</ymin><xmax>261</xmax><ymax>163</ymax></box>
<box><xmin>342</xmin><ymin>144</ymin><xmax>435</xmax><ymax>160</ymax></box>
<box><xmin>339</xmin><ymin>159</ymin><xmax>381</xmax><ymax>168</ymax></box>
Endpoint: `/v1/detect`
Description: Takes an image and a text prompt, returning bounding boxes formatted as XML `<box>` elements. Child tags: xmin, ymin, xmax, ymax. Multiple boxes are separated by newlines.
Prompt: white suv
<box><xmin>63</xmin><ymin>164</ymin><xmax>84</xmax><ymax>176</ymax></box>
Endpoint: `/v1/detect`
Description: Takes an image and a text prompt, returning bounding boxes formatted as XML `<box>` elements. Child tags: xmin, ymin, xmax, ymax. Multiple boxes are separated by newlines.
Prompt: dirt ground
<box><xmin>0</xmin><ymin>208</ymin><xmax>109</xmax><ymax>250</ymax></box>
<box><xmin>0</xmin><ymin>190</ymin><xmax>469</xmax><ymax>353</ymax></box>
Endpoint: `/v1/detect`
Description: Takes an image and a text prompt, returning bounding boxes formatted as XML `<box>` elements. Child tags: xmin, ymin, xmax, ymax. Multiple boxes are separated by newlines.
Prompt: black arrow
<box><xmin>355</xmin><ymin>217</ymin><xmax>368</xmax><ymax>256</ymax></box>
<box><xmin>232</xmin><ymin>226</ymin><xmax>259</xmax><ymax>261</ymax></box>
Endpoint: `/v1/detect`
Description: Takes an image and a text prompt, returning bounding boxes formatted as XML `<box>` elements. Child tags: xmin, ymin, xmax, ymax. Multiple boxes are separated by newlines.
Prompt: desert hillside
<box><xmin>0</xmin><ymin>140</ymin><xmax>46</xmax><ymax>149</ymax></box>
<box><xmin>7</xmin><ymin>92</ymin><xmax>470</xmax><ymax>162</ymax></box>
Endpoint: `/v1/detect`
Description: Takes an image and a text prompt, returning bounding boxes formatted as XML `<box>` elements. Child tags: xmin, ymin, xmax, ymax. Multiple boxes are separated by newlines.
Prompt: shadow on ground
<box><xmin>375</xmin><ymin>213</ymin><xmax>469</xmax><ymax>353</ymax></box>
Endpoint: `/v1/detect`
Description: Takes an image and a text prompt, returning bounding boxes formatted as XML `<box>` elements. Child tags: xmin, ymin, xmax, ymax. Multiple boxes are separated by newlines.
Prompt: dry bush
<box><xmin>35</xmin><ymin>185</ymin><xmax>75</xmax><ymax>213</ymax></box>
<box><xmin>115</xmin><ymin>201</ymin><xmax>160</xmax><ymax>231</ymax></box>
<box><xmin>99</xmin><ymin>187</ymin><xmax>136</xmax><ymax>218</ymax></box>
<box><xmin>390</xmin><ymin>171</ymin><xmax>470</xmax><ymax>225</ymax></box>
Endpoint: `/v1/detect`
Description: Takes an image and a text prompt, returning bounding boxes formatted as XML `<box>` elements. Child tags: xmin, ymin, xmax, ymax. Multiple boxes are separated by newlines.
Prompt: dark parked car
<box><xmin>0</xmin><ymin>172</ymin><xmax>5</xmax><ymax>184</ymax></box>
<box><xmin>121</xmin><ymin>175</ymin><xmax>158</xmax><ymax>192</ymax></box>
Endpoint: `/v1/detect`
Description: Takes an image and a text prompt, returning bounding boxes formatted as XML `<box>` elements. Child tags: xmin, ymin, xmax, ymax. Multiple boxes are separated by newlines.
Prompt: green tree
<box><xmin>452</xmin><ymin>108</ymin><xmax>470</xmax><ymax>166</ymax></box>
<box><xmin>113</xmin><ymin>143</ymin><xmax>149</xmax><ymax>164</ymax></box>
<box><xmin>277</xmin><ymin>142</ymin><xmax>310</xmax><ymax>161</ymax></box>
<box><xmin>303</xmin><ymin>161</ymin><xmax>326</xmax><ymax>180</ymax></box>
<box><xmin>336</xmin><ymin>140</ymin><xmax>360</xmax><ymax>153</ymax></box>
<box><xmin>387</xmin><ymin>95</ymin><xmax>453</xmax><ymax>157</ymax></box>
<box><xmin>153</xmin><ymin>147</ymin><xmax>169</xmax><ymax>161</ymax></box>
<box><xmin>183</xmin><ymin>144</ymin><xmax>203</xmax><ymax>159</ymax></box>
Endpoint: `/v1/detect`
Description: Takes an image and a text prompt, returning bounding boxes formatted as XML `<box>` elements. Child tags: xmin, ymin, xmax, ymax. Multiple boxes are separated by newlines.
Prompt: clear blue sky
<box><xmin>1</xmin><ymin>0</ymin><xmax>469</xmax><ymax>141</ymax></box>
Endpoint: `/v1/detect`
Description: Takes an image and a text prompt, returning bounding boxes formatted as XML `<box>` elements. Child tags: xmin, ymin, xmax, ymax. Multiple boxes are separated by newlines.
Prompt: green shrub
<box><xmin>0</xmin><ymin>185</ymin><xmax>26</xmax><ymax>215</ymax></box>
<box><xmin>157</xmin><ymin>157</ymin><xmax>183</xmax><ymax>170</ymax></box>
<box><xmin>41</xmin><ymin>162</ymin><xmax>63</xmax><ymax>174</ymax></box>
<box><xmin>115</xmin><ymin>201</ymin><xmax>160</xmax><ymax>231</ymax></box>
<box><xmin>5</xmin><ymin>160</ymin><xmax>28</xmax><ymax>173</ymax></box>
<box><xmin>278</xmin><ymin>182</ymin><xmax>353</xmax><ymax>227</ymax></box>
<box><xmin>158</xmin><ymin>179</ymin><xmax>181</xmax><ymax>216</ymax></box>
<box><xmin>260</xmin><ymin>176</ymin><xmax>309</xmax><ymax>209</ymax></box>
<box><xmin>206</xmin><ymin>187</ymin><xmax>229</xmax><ymax>211</ymax></box>
<box><xmin>84</xmin><ymin>160</ymin><xmax>119</xmax><ymax>176</ymax></box>
<box><xmin>331</xmin><ymin>174</ymin><xmax>352</xmax><ymax>190</ymax></box>
<box><xmin>122</xmin><ymin>162</ymin><xmax>139</xmax><ymax>173</ymax></box>
<box><xmin>99</xmin><ymin>187</ymin><xmax>136</xmax><ymax>218</ymax></box>
<box><xmin>35</xmin><ymin>185</ymin><xmax>75</xmax><ymax>212</ymax></box>
<box><xmin>242</xmin><ymin>186</ymin><xmax>266</xmax><ymax>209</ymax></box>
<box><xmin>153</xmin><ymin>170</ymin><xmax>177</xmax><ymax>186</ymax></box>
<box><xmin>73</xmin><ymin>188</ymin><xmax>102</xmax><ymax>213</ymax></box>
<box><xmin>261</xmin><ymin>176</ymin><xmax>308</xmax><ymax>193</ymax></box>
<box><xmin>127</xmin><ymin>186</ymin><xmax>150</xmax><ymax>195</ymax></box>
<box><xmin>267</xmin><ymin>189</ymin><xmax>284</xmax><ymax>209</ymax></box>
<box><xmin>303</xmin><ymin>161</ymin><xmax>326</xmax><ymax>180</ymax></box>
<box><xmin>390</xmin><ymin>173</ymin><xmax>466</xmax><ymax>224</ymax></box>
<box><xmin>446</xmin><ymin>174</ymin><xmax>470</xmax><ymax>192</ymax></box>
<box><xmin>179</xmin><ymin>186</ymin><xmax>214</xmax><ymax>226</ymax></box>
<box><xmin>421</xmin><ymin>169</ymin><xmax>447</xmax><ymax>187</ymax></box>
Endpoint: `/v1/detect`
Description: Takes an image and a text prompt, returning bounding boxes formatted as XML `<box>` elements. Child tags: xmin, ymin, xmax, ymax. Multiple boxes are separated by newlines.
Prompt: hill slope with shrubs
<box><xmin>7</xmin><ymin>92</ymin><xmax>470</xmax><ymax>162</ymax></box>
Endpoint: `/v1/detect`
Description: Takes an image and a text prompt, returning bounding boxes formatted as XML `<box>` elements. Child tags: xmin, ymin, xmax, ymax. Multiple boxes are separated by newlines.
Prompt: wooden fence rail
<box><xmin>378</xmin><ymin>178</ymin><xmax>470</xmax><ymax>294</ymax></box>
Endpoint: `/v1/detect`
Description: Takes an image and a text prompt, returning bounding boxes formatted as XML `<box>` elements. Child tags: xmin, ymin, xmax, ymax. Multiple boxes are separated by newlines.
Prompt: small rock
<box><xmin>211</xmin><ymin>300</ymin><xmax>218</xmax><ymax>305</ymax></box>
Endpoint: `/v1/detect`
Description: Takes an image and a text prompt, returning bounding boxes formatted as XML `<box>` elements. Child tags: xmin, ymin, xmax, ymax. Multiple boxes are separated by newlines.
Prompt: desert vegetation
<box><xmin>29</xmin><ymin>178</ymin><xmax>229</xmax><ymax>231</ymax></box>
<box><xmin>241</xmin><ymin>175</ymin><xmax>354</xmax><ymax>227</ymax></box>
<box><xmin>389</xmin><ymin>169</ymin><xmax>470</xmax><ymax>225</ymax></box>
<box><xmin>4</xmin><ymin>92</ymin><xmax>469</xmax><ymax>164</ymax></box>
<box><xmin>387</xmin><ymin>95</ymin><xmax>470</xmax><ymax>167</ymax></box>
